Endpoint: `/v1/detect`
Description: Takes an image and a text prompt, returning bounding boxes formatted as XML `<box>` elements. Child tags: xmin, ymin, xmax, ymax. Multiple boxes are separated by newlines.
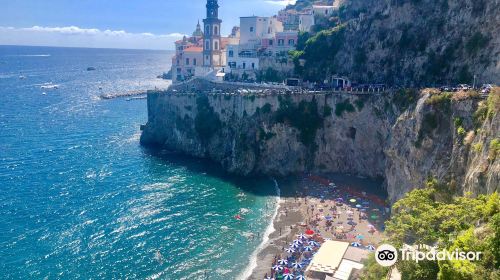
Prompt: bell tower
<box><xmin>203</xmin><ymin>0</ymin><xmax>222</xmax><ymax>67</ymax></box>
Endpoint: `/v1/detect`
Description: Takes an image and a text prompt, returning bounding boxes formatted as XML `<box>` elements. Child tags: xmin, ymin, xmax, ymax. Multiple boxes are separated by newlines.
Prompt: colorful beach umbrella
<box><xmin>308</xmin><ymin>240</ymin><xmax>319</xmax><ymax>247</ymax></box>
<box><xmin>351</xmin><ymin>242</ymin><xmax>362</xmax><ymax>247</ymax></box>
<box><xmin>296</xmin><ymin>275</ymin><xmax>306</xmax><ymax>280</ymax></box>
<box><xmin>303</xmin><ymin>246</ymin><xmax>314</xmax><ymax>252</ymax></box>
<box><xmin>278</xmin><ymin>259</ymin><xmax>288</xmax><ymax>265</ymax></box>
<box><xmin>283</xmin><ymin>273</ymin><xmax>294</xmax><ymax>280</ymax></box>
<box><xmin>371</xmin><ymin>214</ymin><xmax>379</xmax><ymax>219</ymax></box>
<box><xmin>293</xmin><ymin>239</ymin><xmax>303</xmax><ymax>245</ymax></box>
<box><xmin>305</xmin><ymin>229</ymin><xmax>315</xmax><ymax>235</ymax></box>
<box><xmin>366</xmin><ymin>245</ymin><xmax>376</xmax><ymax>251</ymax></box>
<box><xmin>290</xmin><ymin>243</ymin><xmax>300</xmax><ymax>249</ymax></box>
<box><xmin>356</xmin><ymin>234</ymin><xmax>365</xmax><ymax>240</ymax></box>
<box><xmin>291</xmin><ymin>262</ymin><xmax>303</xmax><ymax>269</ymax></box>
<box><xmin>349</xmin><ymin>199</ymin><xmax>356</xmax><ymax>203</ymax></box>
<box><xmin>285</xmin><ymin>247</ymin><xmax>295</xmax><ymax>253</ymax></box>
<box><xmin>272</xmin><ymin>265</ymin><xmax>283</xmax><ymax>271</ymax></box>
<box><xmin>296</xmin><ymin>233</ymin><xmax>307</xmax><ymax>240</ymax></box>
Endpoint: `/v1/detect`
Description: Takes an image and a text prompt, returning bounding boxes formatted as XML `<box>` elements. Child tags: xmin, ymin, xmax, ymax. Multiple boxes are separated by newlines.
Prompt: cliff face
<box><xmin>141</xmin><ymin>89</ymin><xmax>499</xmax><ymax>202</ymax></box>
<box><xmin>292</xmin><ymin>0</ymin><xmax>500</xmax><ymax>86</ymax></box>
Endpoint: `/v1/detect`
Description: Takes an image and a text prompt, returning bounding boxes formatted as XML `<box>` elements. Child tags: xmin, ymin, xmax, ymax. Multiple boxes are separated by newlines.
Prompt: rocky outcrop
<box><xmin>141</xmin><ymin>89</ymin><xmax>499</xmax><ymax>202</ymax></box>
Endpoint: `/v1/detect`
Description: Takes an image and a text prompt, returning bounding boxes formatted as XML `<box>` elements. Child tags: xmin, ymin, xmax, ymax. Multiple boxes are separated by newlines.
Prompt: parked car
<box><xmin>481</xmin><ymin>84</ymin><xmax>493</xmax><ymax>94</ymax></box>
<box><xmin>457</xmin><ymin>84</ymin><xmax>472</xmax><ymax>91</ymax></box>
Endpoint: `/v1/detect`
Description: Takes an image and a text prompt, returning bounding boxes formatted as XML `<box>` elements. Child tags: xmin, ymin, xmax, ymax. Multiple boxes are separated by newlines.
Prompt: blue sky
<box><xmin>0</xmin><ymin>0</ymin><xmax>295</xmax><ymax>50</ymax></box>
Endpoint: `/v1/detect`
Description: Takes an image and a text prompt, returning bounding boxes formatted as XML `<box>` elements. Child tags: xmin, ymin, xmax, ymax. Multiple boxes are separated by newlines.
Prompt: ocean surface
<box><xmin>0</xmin><ymin>46</ymin><xmax>278</xmax><ymax>279</ymax></box>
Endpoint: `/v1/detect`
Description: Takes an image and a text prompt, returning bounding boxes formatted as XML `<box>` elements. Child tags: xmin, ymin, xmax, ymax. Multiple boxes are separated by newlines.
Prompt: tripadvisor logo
<box><xmin>375</xmin><ymin>244</ymin><xmax>483</xmax><ymax>267</ymax></box>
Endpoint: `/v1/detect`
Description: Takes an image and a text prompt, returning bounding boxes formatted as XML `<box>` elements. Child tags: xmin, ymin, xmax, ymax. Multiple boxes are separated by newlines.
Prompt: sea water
<box><xmin>0</xmin><ymin>46</ymin><xmax>277</xmax><ymax>279</ymax></box>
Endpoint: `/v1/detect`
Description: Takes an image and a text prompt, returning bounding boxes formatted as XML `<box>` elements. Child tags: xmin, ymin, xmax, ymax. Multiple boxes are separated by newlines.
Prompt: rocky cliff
<box><xmin>140</xmin><ymin>88</ymin><xmax>499</xmax><ymax>202</ymax></box>
<box><xmin>290</xmin><ymin>0</ymin><xmax>500</xmax><ymax>86</ymax></box>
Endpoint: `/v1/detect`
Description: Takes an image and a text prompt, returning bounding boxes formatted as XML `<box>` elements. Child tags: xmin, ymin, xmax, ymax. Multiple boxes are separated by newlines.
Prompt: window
<box><xmin>214</xmin><ymin>26</ymin><xmax>218</xmax><ymax>35</ymax></box>
<box><xmin>288</xmin><ymin>39</ymin><xmax>295</xmax><ymax>46</ymax></box>
<box><xmin>251</xmin><ymin>63</ymin><xmax>255</xmax><ymax>69</ymax></box>
<box><xmin>229</xmin><ymin>50</ymin><xmax>234</xmax><ymax>57</ymax></box>
<box><xmin>268</xmin><ymin>27</ymin><xmax>271</xmax><ymax>34</ymax></box>
<box><xmin>205</xmin><ymin>25</ymin><xmax>210</xmax><ymax>35</ymax></box>
<box><xmin>250</xmin><ymin>27</ymin><xmax>254</xmax><ymax>32</ymax></box>
<box><xmin>177</xmin><ymin>60</ymin><xmax>180</xmax><ymax>65</ymax></box>
<box><xmin>186</xmin><ymin>58</ymin><xmax>189</xmax><ymax>65</ymax></box>
<box><xmin>177</xmin><ymin>68</ymin><xmax>181</xmax><ymax>73</ymax></box>
<box><xmin>228</xmin><ymin>62</ymin><xmax>236</xmax><ymax>68</ymax></box>
<box><xmin>243</xmin><ymin>62</ymin><xmax>246</xmax><ymax>69</ymax></box>
<box><xmin>193</xmin><ymin>58</ymin><xmax>197</xmax><ymax>66</ymax></box>
<box><xmin>205</xmin><ymin>41</ymin><xmax>210</xmax><ymax>50</ymax></box>
<box><xmin>214</xmin><ymin>41</ymin><xmax>219</xmax><ymax>50</ymax></box>
<box><xmin>269</xmin><ymin>40</ymin><xmax>274</xmax><ymax>46</ymax></box>
<box><xmin>278</xmin><ymin>39</ymin><xmax>284</xmax><ymax>46</ymax></box>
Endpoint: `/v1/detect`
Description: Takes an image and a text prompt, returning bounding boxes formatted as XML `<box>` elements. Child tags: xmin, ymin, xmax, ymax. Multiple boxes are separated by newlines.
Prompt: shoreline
<box><xmin>238</xmin><ymin>179</ymin><xmax>282</xmax><ymax>280</ymax></box>
<box><xmin>247</xmin><ymin>174</ymin><xmax>388</xmax><ymax>279</ymax></box>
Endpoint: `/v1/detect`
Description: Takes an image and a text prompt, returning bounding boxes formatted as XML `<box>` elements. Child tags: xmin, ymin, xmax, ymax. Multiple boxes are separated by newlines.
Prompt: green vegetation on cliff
<box><xmin>362</xmin><ymin>180</ymin><xmax>500</xmax><ymax>280</ymax></box>
<box><xmin>275</xmin><ymin>96</ymin><xmax>323</xmax><ymax>148</ymax></box>
<box><xmin>195</xmin><ymin>95</ymin><xmax>221</xmax><ymax>142</ymax></box>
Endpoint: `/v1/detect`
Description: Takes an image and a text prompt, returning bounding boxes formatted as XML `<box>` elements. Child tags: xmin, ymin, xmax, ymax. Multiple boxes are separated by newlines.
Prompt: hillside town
<box><xmin>170</xmin><ymin>0</ymin><xmax>339</xmax><ymax>85</ymax></box>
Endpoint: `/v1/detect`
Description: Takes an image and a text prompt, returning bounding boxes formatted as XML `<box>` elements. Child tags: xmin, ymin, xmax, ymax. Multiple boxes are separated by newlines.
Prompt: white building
<box><xmin>299</xmin><ymin>12</ymin><xmax>315</xmax><ymax>32</ymax></box>
<box><xmin>226</xmin><ymin>44</ymin><xmax>259</xmax><ymax>72</ymax></box>
<box><xmin>312</xmin><ymin>4</ymin><xmax>339</xmax><ymax>17</ymax></box>
<box><xmin>239</xmin><ymin>16</ymin><xmax>283</xmax><ymax>48</ymax></box>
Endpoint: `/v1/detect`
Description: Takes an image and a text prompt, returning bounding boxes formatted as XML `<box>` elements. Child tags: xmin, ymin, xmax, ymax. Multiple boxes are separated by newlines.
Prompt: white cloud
<box><xmin>0</xmin><ymin>26</ymin><xmax>186</xmax><ymax>50</ymax></box>
<box><xmin>264</xmin><ymin>0</ymin><xmax>296</xmax><ymax>6</ymax></box>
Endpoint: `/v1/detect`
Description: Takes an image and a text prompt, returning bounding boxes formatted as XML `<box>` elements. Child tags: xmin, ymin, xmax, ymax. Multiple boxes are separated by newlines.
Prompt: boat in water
<box><xmin>40</xmin><ymin>83</ymin><xmax>59</xmax><ymax>90</ymax></box>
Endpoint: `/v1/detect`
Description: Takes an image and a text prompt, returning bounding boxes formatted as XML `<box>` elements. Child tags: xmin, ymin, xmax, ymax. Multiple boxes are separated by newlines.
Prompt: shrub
<box><xmin>335</xmin><ymin>99</ymin><xmax>355</xmax><ymax>117</ymax></box>
<box><xmin>354</xmin><ymin>99</ymin><xmax>365</xmax><ymax>111</ymax></box>
<box><xmin>489</xmin><ymin>139</ymin><xmax>500</xmax><ymax>161</ymax></box>
<box><xmin>323</xmin><ymin>104</ymin><xmax>333</xmax><ymax>117</ymax></box>
<box><xmin>261</xmin><ymin>103</ymin><xmax>272</xmax><ymax>114</ymax></box>
<box><xmin>393</xmin><ymin>88</ymin><xmax>419</xmax><ymax>110</ymax></box>
<box><xmin>465</xmin><ymin>32</ymin><xmax>490</xmax><ymax>55</ymax></box>
<box><xmin>473</xmin><ymin>143</ymin><xmax>483</xmax><ymax>153</ymax></box>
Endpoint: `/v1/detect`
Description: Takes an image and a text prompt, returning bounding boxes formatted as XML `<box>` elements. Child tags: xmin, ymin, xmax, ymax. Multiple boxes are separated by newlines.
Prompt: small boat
<box><xmin>40</xmin><ymin>83</ymin><xmax>59</xmax><ymax>90</ymax></box>
<box><xmin>19</xmin><ymin>75</ymin><xmax>26</xmax><ymax>79</ymax></box>
<box><xmin>87</xmin><ymin>67</ymin><xmax>96</xmax><ymax>71</ymax></box>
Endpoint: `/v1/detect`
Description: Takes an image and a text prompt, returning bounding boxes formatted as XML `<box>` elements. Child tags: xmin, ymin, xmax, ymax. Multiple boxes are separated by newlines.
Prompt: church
<box><xmin>171</xmin><ymin>0</ymin><xmax>237</xmax><ymax>83</ymax></box>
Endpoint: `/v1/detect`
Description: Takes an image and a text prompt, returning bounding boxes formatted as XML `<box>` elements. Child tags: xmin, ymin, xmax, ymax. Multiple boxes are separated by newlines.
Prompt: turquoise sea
<box><xmin>0</xmin><ymin>46</ymin><xmax>278</xmax><ymax>279</ymax></box>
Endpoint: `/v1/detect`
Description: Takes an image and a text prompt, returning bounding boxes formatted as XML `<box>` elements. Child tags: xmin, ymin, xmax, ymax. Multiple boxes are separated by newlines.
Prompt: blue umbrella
<box><xmin>290</xmin><ymin>243</ymin><xmax>300</xmax><ymax>249</ymax></box>
<box><xmin>293</xmin><ymin>239</ymin><xmax>303</xmax><ymax>244</ymax></box>
<box><xmin>303</xmin><ymin>246</ymin><xmax>313</xmax><ymax>252</ymax></box>
<box><xmin>285</xmin><ymin>247</ymin><xmax>295</xmax><ymax>253</ymax></box>
<box><xmin>351</xmin><ymin>242</ymin><xmax>362</xmax><ymax>247</ymax></box>
<box><xmin>278</xmin><ymin>259</ymin><xmax>288</xmax><ymax>265</ymax></box>
<box><xmin>291</xmin><ymin>262</ymin><xmax>303</xmax><ymax>269</ymax></box>
<box><xmin>283</xmin><ymin>273</ymin><xmax>294</xmax><ymax>280</ymax></box>
<box><xmin>296</xmin><ymin>233</ymin><xmax>307</xmax><ymax>240</ymax></box>
<box><xmin>356</xmin><ymin>204</ymin><xmax>362</xmax><ymax>208</ymax></box>
<box><xmin>308</xmin><ymin>240</ymin><xmax>319</xmax><ymax>247</ymax></box>
<box><xmin>366</xmin><ymin>245</ymin><xmax>376</xmax><ymax>251</ymax></box>
<box><xmin>296</xmin><ymin>275</ymin><xmax>306</xmax><ymax>280</ymax></box>
<box><xmin>264</xmin><ymin>277</ymin><xmax>275</xmax><ymax>280</ymax></box>
<box><xmin>272</xmin><ymin>265</ymin><xmax>283</xmax><ymax>271</ymax></box>
<box><xmin>325</xmin><ymin>215</ymin><xmax>333</xmax><ymax>221</ymax></box>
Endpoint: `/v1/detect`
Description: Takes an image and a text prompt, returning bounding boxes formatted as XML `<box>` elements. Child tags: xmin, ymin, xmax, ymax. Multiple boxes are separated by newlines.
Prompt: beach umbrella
<box><xmin>272</xmin><ymin>265</ymin><xmax>283</xmax><ymax>271</ymax></box>
<box><xmin>349</xmin><ymin>199</ymin><xmax>356</xmax><ymax>203</ymax></box>
<box><xmin>293</xmin><ymin>239</ymin><xmax>303</xmax><ymax>244</ymax></box>
<box><xmin>305</xmin><ymin>229</ymin><xmax>315</xmax><ymax>235</ymax></box>
<box><xmin>290</xmin><ymin>243</ymin><xmax>300</xmax><ymax>249</ymax></box>
<box><xmin>335</xmin><ymin>228</ymin><xmax>343</xmax><ymax>234</ymax></box>
<box><xmin>264</xmin><ymin>277</ymin><xmax>275</xmax><ymax>280</ymax></box>
<box><xmin>278</xmin><ymin>259</ymin><xmax>288</xmax><ymax>265</ymax></box>
<box><xmin>296</xmin><ymin>233</ymin><xmax>307</xmax><ymax>240</ymax></box>
<box><xmin>303</xmin><ymin>246</ymin><xmax>314</xmax><ymax>252</ymax></box>
<box><xmin>325</xmin><ymin>215</ymin><xmax>333</xmax><ymax>221</ymax></box>
<box><xmin>308</xmin><ymin>240</ymin><xmax>319</xmax><ymax>247</ymax></box>
<box><xmin>347</xmin><ymin>221</ymin><xmax>357</xmax><ymax>226</ymax></box>
<box><xmin>296</xmin><ymin>275</ymin><xmax>306</xmax><ymax>280</ymax></box>
<box><xmin>351</xmin><ymin>242</ymin><xmax>362</xmax><ymax>247</ymax></box>
<box><xmin>356</xmin><ymin>204</ymin><xmax>362</xmax><ymax>208</ymax></box>
<box><xmin>356</xmin><ymin>234</ymin><xmax>365</xmax><ymax>240</ymax></box>
<box><xmin>291</xmin><ymin>262</ymin><xmax>303</xmax><ymax>269</ymax></box>
<box><xmin>285</xmin><ymin>247</ymin><xmax>295</xmax><ymax>254</ymax></box>
<box><xmin>347</xmin><ymin>217</ymin><xmax>354</xmax><ymax>220</ymax></box>
<box><xmin>283</xmin><ymin>273</ymin><xmax>294</xmax><ymax>280</ymax></box>
<box><xmin>366</xmin><ymin>245</ymin><xmax>376</xmax><ymax>251</ymax></box>
<box><xmin>371</xmin><ymin>214</ymin><xmax>379</xmax><ymax>219</ymax></box>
